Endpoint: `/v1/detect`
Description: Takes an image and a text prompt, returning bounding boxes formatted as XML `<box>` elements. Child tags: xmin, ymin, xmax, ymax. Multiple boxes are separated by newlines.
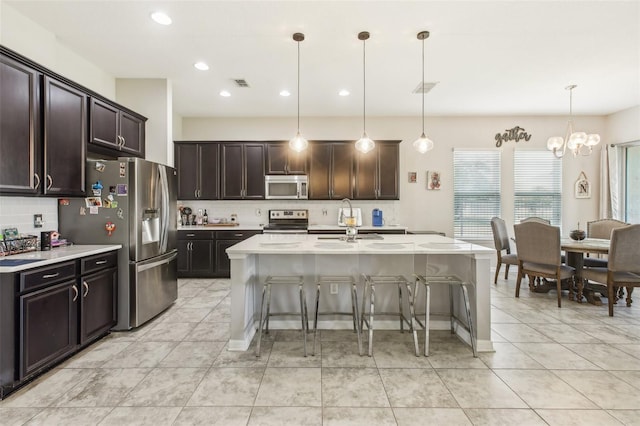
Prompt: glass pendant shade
<box><xmin>413</xmin><ymin>133</ymin><xmax>434</xmax><ymax>153</ymax></box>
<box><xmin>355</xmin><ymin>132</ymin><xmax>375</xmax><ymax>154</ymax></box>
<box><xmin>289</xmin><ymin>131</ymin><xmax>308</xmax><ymax>152</ymax></box>
<box><xmin>585</xmin><ymin>133</ymin><xmax>601</xmax><ymax>147</ymax></box>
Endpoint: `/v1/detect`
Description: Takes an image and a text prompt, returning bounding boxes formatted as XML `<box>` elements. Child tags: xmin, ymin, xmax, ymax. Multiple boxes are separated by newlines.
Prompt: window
<box><xmin>623</xmin><ymin>144</ymin><xmax>640</xmax><ymax>223</ymax></box>
<box><xmin>513</xmin><ymin>150</ymin><xmax>562</xmax><ymax>226</ymax></box>
<box><xmin>453</xmin><ymin>150</ymin><xmax>501</xmax><ymax>238</ymax></box>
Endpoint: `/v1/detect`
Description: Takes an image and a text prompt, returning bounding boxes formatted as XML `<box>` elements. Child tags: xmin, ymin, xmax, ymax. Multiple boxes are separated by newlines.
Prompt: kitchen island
<box><xmin>226</xmin><ymin>234</ymin><xmax>494</xmax><ymax>352</ymax></box>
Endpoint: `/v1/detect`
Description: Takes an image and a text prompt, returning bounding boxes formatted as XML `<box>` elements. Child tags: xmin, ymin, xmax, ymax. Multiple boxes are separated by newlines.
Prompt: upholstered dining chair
<box><xmin>490</xmin><ymin>217</ymin><xmax>518</xmax><ymax>284</ymax></box>
<box><xmin>520</xmin><ymin>216</ymin><xmax>551</xmax><ymax>224</ymax></box>
<box><xmin>514</xmin><ymin>221</ymin><xmax>575</xmax><ymax>307</ymax></box>
<box><xmin>580</xmin><ymin>224</ymin><xmax>640</xmax><ymax>316</ymax></box>
<box><xmin>584</xmin><ymin>219</ymin><xmax>629</xmax><ymax>268</ymax></box>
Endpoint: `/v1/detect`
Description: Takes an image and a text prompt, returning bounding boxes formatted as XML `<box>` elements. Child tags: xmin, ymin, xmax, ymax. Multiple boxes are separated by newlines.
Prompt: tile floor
<box><xmin>1</xmin><ymin>275</ymin><xmax>640</xmax><ymax>425</ymax></box>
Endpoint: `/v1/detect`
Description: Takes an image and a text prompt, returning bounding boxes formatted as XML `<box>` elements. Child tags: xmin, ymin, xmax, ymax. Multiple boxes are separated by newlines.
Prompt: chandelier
<box><xmin>546</xmin><ymin>85</ymin><xmax>600</xmax><ymax>158</ymax></box>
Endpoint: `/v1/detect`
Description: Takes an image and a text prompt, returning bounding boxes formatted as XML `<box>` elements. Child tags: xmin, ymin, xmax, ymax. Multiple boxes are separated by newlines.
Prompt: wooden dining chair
<box><xmin>514</xmin><ymin>221</ymin><xmax>575</xmax><ymax>307</ymax></box>
<box><xmin>580</xmin><ymin>224</ymin><xmax>640</xmax><ymax>316</ymax></box>
<box><xmin>584</xmin><ymin>219</ymin><xmax>629</xmax><ymax>268</ymax></box>
<box><xmin>490</xmin><ymin>217</ymin><xmax>518</xmax><ymax>284</ymax></box>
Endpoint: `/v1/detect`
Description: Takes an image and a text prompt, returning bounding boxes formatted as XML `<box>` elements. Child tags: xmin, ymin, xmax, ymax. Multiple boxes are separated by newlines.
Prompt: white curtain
<box><xmin>599</xmin><ymin>145</ymin><xmax>611</xmax><ymax>218</ymax></box>
<box><xmin>605</xmin><ymin>144</ymin><xmax>622</xmax><ymax>220</ymax></box>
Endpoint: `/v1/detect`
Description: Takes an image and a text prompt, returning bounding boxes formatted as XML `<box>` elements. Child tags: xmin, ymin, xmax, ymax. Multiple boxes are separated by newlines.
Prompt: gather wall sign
<box><xmin>495</xmin><ymin>126</ymin><xmax>532</xmax><ymax>147</ymax></box>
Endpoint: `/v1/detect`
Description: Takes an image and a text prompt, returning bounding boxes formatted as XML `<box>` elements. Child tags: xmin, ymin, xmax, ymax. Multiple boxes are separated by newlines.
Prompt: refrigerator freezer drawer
<box><xmin>129</xmin><ymin>250</ymin><xmax>177</xmax><ymax>328</ymax></box>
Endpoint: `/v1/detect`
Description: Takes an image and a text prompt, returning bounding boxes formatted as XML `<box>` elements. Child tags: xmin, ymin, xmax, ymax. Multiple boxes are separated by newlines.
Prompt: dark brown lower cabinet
<box><xmin>80</xmin><ymin>267</ymin><xmax>117</xmax><ymax>345</ymax></box>
<box><xmin>215</xmin><ymin>230</ymin><xmax>262</xmax><ymax>277</ymax></box>
<box><xmin>19</xmin><ymin>280</ymin><xmax>78</xmax><ymax>379</ymax></box>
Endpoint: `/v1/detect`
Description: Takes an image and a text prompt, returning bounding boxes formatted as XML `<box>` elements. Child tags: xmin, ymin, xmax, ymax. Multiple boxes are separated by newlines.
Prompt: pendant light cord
<box><xmin>297</xmin><ymin>40</ymin><xmax>300</xmax><ymax>132</ymax></box>
<box><xmin>363</xmin><ymin>37</ymin><xmax>366</xmax><ymax>134</ymax></box>
<box><xmin>421</xmin><ymin>36</ymin><xmax>425</xmax><ymax>134</ymax></box>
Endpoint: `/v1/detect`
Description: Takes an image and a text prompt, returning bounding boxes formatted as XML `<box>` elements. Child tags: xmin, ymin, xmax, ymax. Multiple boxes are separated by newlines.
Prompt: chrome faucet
<box><xmin>341</xmin><ymin>198</ymin><xmax>358</xmax><ymax>242</ymax></box>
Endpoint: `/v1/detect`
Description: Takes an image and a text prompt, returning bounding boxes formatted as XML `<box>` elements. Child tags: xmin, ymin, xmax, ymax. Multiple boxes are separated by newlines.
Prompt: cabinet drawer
<box><xmin>178</xmin><ymin>230</ymin><xmax>215</xmax><ymax>240</ymax></box>
<box><xmin>20</xmin><ymin>261</ymin><xmax>77</xmax><ymax>293</ymax></box>
<box><xmin>81</xmin><ymin>251</ymin><xmax>117</xmax><ymax>275</ymax></box>
<box><xmin>216</xmin><ymin>230</ymin><xmax>261</xmax><ymax>240</ymax></box>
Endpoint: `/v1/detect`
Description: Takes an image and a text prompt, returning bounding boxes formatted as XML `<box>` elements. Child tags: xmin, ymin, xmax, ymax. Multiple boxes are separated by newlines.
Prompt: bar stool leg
<box><xmin>424</xmin><ymin>283</ymin><xmax>431</xmax><ymax>356</ymax></box>
<box><xmin>299</xmin><ymin>283</ymin><xmax>308</xmax><ymax>357</ymax></box>
<box><xmin>404</xmin><ymin>279</ymin><xmax>420</xmax><ymax>356</ymax></box>
<box><xmin>461</xmin><ymin>284</ymin><xmax>478</xmax><ymax>357</ymax></box>
<box><xmin>351</xmin><ymin>280</ymin><xmax>363</xmax><ymax>356</ymax></box>
<box><xmin>256</xmin><ymin>283</ymin><xmax>269</xmax><ymax>357</ymax></box>
<box><xmin>398</xmin><ymin>283</ymin><xmax>404</xmax><ymax>332</ymax></box>
<box><xmin>367</xmin><ymin>282</ymin><xmax>376</xmax><ymax>356</ymax></box>
<box><xmin>265</xmin><ymin>283</ymin><xmax>273</xmax><ymax>335</ymax></box>
<box><xmin>312</xmin><ymin>282</ymin><xmax>321</xmax><ymax>356</ymax></box>
<box><xmin>448</xmin><ymin>284</ymin><xmax>455</xmax><ymax>335</ymax></box>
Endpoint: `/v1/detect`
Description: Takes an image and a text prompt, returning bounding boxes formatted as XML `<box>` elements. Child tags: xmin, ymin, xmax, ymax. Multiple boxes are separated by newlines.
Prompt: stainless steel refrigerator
<box><xmin>59</xmin><ymin>158</ymin><xmax>177</xmax><ymax>330</ymax></box>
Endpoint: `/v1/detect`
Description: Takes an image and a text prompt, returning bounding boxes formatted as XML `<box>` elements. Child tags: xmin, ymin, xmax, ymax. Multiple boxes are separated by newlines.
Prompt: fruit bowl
<box><xmin>570</xmin><ymin>229</ymin><xmax>586</xmax><ymax>241</ymax></box>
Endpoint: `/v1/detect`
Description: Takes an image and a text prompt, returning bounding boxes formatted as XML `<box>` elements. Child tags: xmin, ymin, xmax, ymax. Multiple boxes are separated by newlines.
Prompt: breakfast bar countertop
<box><xmin>0</xmin><ymin>245</ymin><xmax>122</xmax><ymax>273</ymax></box>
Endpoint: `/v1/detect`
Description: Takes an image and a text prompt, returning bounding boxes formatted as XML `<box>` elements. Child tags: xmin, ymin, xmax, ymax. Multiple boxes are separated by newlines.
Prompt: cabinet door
<box><xmin>354</xmin><ymin>149</ymin><xmax>377</xmax><ymax>199</ymax></box>
<box><xmin>266</xmin><ymin>143</ymin><xmax>288</xmax><ymax>175</ymax></box>
<box><xmin>190</xmin><ymin>240</ymin><xmax>215</xmax><ymax>276</ymax></box>
<box><xmin>244</xmin><ymin>143</ymin><xmax>265</xmax><ymax>199</ymax></box>
<box><xmin>89</xmin><ymin>98</ymin><xmax>119</xmax><ymax>149</ymax></box>
<box><xmin>0</xmin><ymin>55</ymin><xmax>41</xmax><ymax>195</ymax></box>
<box><xmin>377</xmin><ymin>143</ymin><xmax>399</xmax><ymax>199</ymax></box>
<box><xmin>287</xmin><ymin>149</ymin><xmax>307</xmax><ymax>174</ymax></box>
<box><xmin>19</xmin><ymin>281</ymin><xmax>78</xmax><ymax>379</ymax></box>
<box><xmin>176</xmin><ymin>239</ymin><xmax>191</xmax><ymax>276</ymax></box>
<box><xmin>80</xmin><ymin>268</ymin><xmax>117</xmax><ymax>345</ymax></box>
<box><xmin>215</xmin><ymin>239</ymin><xmax>236</xmax><ymax>277</ymax></box>
<box><xmin>43</xmin><ymin>76</ymin><xmax>86</xmax><ymax>196</ymax></box>
<box><xmin>176</xmin><ymin>143</ymin><xmax>199</xmax><ymax>200</ymax></box>
<box><xmin>198</xmin><ymin>143</ymin><xmax>219</xmax><ymax>199</ymax></box>
<box><xmin>221</xmin><ymin>143</ymin><xmax>244</xmax><ymax>199</ymax></box>
<box><xmin>308</xmin><ymin>143</ymin><xmax>331</xmax><ymax>199</ymax></box>
<box><xmin>330</xmin><ymin>143</ymin><xmax>354</xmax><ymax>199</ymax></box>
<box><xmin>119</xmin><ymin>111</ymin><xmax>145</xmax><ymax>157</ymax></box>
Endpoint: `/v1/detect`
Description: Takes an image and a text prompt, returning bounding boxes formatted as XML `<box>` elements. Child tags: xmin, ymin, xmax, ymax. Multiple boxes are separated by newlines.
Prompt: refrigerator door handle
<box><xmin>158</xmin><ymin>165</ymin><xmax>170</xmax><ymax>254</ymax></box>
<box><xmin>137</xmin><ymin>251</ymin><xmax>178</xmax><ymax>273</ymax></box>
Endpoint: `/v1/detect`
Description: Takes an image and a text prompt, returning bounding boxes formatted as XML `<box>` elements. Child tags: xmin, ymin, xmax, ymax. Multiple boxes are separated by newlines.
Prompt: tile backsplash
<box><xmin>177</xmin><ymin>200</ymin><xmax>400</xmax><ymax>227</ymax></box>
<box><xmin>0</xmin><ymin>196</ymin><xmax>59</xmax><ymax>237</ymax></box>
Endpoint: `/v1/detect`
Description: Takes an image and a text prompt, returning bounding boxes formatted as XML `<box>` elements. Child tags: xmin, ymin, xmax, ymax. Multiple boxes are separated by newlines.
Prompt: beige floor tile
<box><xmin>612</xmin><ymin>344</ymin><xmax>640</xmax><ymax>359</ymax></box>
<box><xmin>572</xmin><ymin>324</ymin><xmax>640</xmax><ymax>344</ymax></box>
<box><xmin>1</xmin><ymin>369</ymin><xmax>94</xmax><ymax>408</ymax></box>
<box><xmin>322</xmin><ymin>368</ymin><xmax>389</xmax><ymax>407</ymax></box>
<box><xmin>121</xmin><ymin>368</ymin><xmax>207</xmax><ymax>407</ymax></box>
<box><xmin>371</xmin><ymin>342</ymin><xmax>429</xmax><ymax>368</ymax></box>
<box><xmin>437</xmin><ymin>369</ymin><xmax>527</xmax><ymax>409</ymax></box>
<box><xmin>54</xmin><ymin>368</ymin><xmax>149</xmax><ymax>407</ymax></box>
<box><xmin>607</xmin><ymin>409</ymin><xmax>640</xmax><ymax>426</ymax></box>
<box><xmin>159</xmin><ymin>341</ymin><xmax>226</xmax><ymax>367</ymax></box>
<box><xmin>214</xmin><ymin>342</ymin><xmax>272</xmax><ymax>367</ymax></box>
<box><xmin>321</xmin><ymin>341</ymin><xmax>373</xmax><ymax>368</ymax></box>
<box><xmin>424</xmin><ymin>341</ymin><xmax>487</xmax><ymax>369</ymax></box>
<box><xmin>98</xmin><ymin>407</ymin><xmax>182</xmax><ymax>425</ymax></box>
<box><xmin>554</xmin><ymin>370</ymin><xmax>640</xmax><ymax>409</ymax></box>
<box><xmin>536</xmin><ymin>409</ymin><xmax>624</xmax><ymax>425</ymax></box>
<box><xmin>0</xmin><ymin>408</ymin><xmax>42</xmax><ymax>426</ymax></box>
<box><xmin>530</xmin><ymin>323</ymin><xmax>603</xmax><ymax>344</ymax></box>
<box><xmin>255</xmin><ymin>367</ymin><xmax>321</xmax><ymax>407</ymax></box>
<box><xmin>463</xmin><ymin>408</ymin><xmax>546</xmax><ymax>425</ymax></box>
<box><xmin>323</xmin><ymin>407</ymin><xmax>396</xmax><ymax>426</ymax></box>
<box><xmin>61</xmin><ymin>340</ymin><xmax>133</xmax><ymax>369</ymax></box>
<box><xmin>611</xmin><ymin>370</ymin><xmax>640</xmax><ymax>390</ymax></box>
<box><xmin>187</xmin><ymin>367</ymin><xmax>264</xmax><ymax>406</ymax></box>
<box><xmin>394</xmin><ymin>408</ymin><xmax>472</xmax><ymax>425</ymax></box>
<box><xmin>491</xmin><ymin>323</ymin><xmax>554</xmax><ymax>343</ymax></box>
<box><xmin>513</xmin><ymin>343</ymin><xmax>599</xmax><ymax>370</ymax></box>
<box><xmin>564</xmin><ymin>343</ymin><xmax>640</xmax><ymax>370</ymax></box>
<box><xmin>248</xmin><ymin>406</ymin><xmax>322</xmax><ymax>425</ymax></box>
<box><xmin>379</xmin><ymin>369</ymin><xmax>458</xmax><ymax>408</ymax></box>
<box><xmin>495</xmin><ymin>370</ymin><xmax>597</xmax><ymax>409</ymax></box>
<box><xmin>173</xmin><ymin>406</ymin><xmax>251</xmax><ymax>425</ymax></box>
<box><xmin>139</xmin><ymin>322</ymin><xmax>198</xmax><ymax>342</ymax></box>
<box><xmin>101</xmin><ymin>341</ymin><xmax>178</xmax><ymax>368</ymax></box>
<box><xmin>24</xmin><ymin>407</ymin><xmax>111</xmax><ymax>425</ymax></box>
<box><xmin>184</xmin><ymin>322</ymin><xmax>230</xmax><ymax>342</ymax></box>
<box><xmin>479</xmin><ymin>342</ymin><xmax>543</xmax><ymax>369</ymax></box>
<box><xmin>266</xmin><ymin>341</ymin><xmax>321</xmax><ymax>367</ymax></box>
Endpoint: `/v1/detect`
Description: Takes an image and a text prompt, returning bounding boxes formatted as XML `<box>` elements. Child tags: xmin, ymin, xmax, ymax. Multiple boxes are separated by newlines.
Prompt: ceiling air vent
<box><xmin>233</xmin><ymin>78</ymin><xmax>250</xmax><ymax>88</ymax></box>
<box><xmin>412</xmin><ymin>82</ymin><xmax>438</xmax><ymax>94</ymax></box>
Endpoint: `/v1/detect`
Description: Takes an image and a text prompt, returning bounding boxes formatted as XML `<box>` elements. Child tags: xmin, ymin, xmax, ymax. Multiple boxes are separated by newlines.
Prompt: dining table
<box><xmin>561</xmin><ymin>237</ymin><xmax>611</xmax><ymax>304</ymax></box>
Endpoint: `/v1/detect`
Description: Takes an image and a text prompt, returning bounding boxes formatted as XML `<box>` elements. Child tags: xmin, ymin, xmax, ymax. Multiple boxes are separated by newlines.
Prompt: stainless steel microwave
<box><xmin>264</xmin><ymin>175</ymin><xmax>308</xmax><ymax>199</ymax></box>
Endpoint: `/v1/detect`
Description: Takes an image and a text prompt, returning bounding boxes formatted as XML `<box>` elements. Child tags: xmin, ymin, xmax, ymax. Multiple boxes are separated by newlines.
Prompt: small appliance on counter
<box><xmin>338</xmin><ymin>208</ymin><xmax>362</xmax><ymax>227</ymax></box>
<box><xmin>372</xmin><ymin>209</ymin><xmax>383</xmax><ymax>227</ymax></box>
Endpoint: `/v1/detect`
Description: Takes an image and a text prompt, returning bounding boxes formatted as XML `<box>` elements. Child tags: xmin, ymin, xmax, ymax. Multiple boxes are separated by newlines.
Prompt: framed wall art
<box><xmin>575</xmin><ymin>171</ymin><xmax>591</xmax><ymax>199</ymax></box>
<box><xmin>427</xmin><ymin>170</ymin><xmax>441</xmax><ymax>190</ymax></box>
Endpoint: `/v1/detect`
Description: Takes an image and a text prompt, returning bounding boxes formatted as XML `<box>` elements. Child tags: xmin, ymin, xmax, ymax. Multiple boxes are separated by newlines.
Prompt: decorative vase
<box><xmin>570</xmin><ymin>229</ymin><xmax>586</xmax><ymax>241</ymax></box>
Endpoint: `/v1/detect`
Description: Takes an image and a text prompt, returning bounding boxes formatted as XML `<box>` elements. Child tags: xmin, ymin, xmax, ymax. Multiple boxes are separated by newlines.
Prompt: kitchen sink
<box><xmin>317</xmin><ymin>234</ymin><xmax>383</xmax><ymax>240</ymax></box>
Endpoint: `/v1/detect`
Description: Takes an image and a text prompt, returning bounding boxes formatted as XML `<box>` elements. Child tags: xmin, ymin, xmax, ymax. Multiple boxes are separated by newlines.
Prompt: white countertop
<box><xmin>0</xmin><ymin>245</ymin><xmax>122</xmax><ymax>273</ymax></box>
<box><xmin>178</xmin><ymin>225</ymin><xmax>263</xmax><ymax>231</ymax></box>
<box><xmin>226</xmin><ymin>234</ymin><xmax>492</xmax><ymax>255</ymax></box>
<box><xmin>308</xmin><ymin>224</ymin><xmax>408</xmax><ymax>232</ymax></box>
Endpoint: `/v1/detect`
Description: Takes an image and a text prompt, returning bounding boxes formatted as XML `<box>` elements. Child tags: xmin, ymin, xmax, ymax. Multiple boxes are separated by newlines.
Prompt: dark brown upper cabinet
<box><xmin>221</xmin><ymin>142</ymin><xmax>265</xmax><ymax>199</ymax></box>
<box><xmin>42</xmin><ymin>76</ymin><xmax>86</xmax><ymax>196</ymax></box>
<box><xmin>266</xmin><ymin>142</ymin><xmax>307</xmax><ymax>175</ymax></box>
<box><xmin>175</xmin><ymin>142</ymin><xmax>220</xmax><ymax>200</ymax></box>
<box><xmin>308</xmin><ymin>142</ymin><xmax>354</xmax><ymax>200</ymax></box>
<box><xmin>90</xmin><ymin>98</ymin><xmax>145</xmax><ymax>158</ymax></box>
<box><xmin>354</xmin><ymin>141</ymin><xmax>399</xmax><ymax>200</ymax></box>
<box><xmin>0</xmin><ymin>55</ymin><xmax>41</xmax><ymax>195</ymax></box>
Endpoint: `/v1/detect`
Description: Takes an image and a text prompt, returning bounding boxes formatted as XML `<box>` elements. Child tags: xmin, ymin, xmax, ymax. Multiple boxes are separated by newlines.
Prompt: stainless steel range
<box><xmin>262</xmin><ymin>209</ymin><xmax>309</xmax><ymax>234</ymax></box>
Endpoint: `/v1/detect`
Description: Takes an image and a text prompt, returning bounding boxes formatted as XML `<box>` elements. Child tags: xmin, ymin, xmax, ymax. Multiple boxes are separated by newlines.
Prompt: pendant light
<box><xmin>546</xmin><ymin>85</ymin><xmax>600</xmax><ymax>158</ymax></box>
<box><xmin>355</xmin><ymin>31</ymin><xmax>375</xmax><ymax>154</ymax></box>
<box><xmin>413</xmin><ymin>31</ymin><xmax>434</xmax><ymax>154</ymax></box>
<box><xmin>289</xmin><ymin>32</ymin><xmax>308</xmax><ymax>152</ymax></box>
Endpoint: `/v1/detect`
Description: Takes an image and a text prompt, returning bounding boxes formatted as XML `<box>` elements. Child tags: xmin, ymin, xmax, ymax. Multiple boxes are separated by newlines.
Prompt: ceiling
<box><xmin>5</xmin><ymin>1</ymin><xmax>640</xmax><ymax>118</ymax></box>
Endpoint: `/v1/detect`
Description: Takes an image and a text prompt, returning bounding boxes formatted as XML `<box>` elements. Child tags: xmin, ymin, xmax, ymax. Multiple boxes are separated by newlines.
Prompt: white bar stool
<box><xmin>414</xmin><ymin>274</ymin><xmax>477</xmax><ymax>357</ymax></box>
<box><xmin>312</xmin><ymin>275</ymin><xmax>362</xmax><ymax>356</ymax></box>
<box><xmin>360</xmin><ymin>274</ymin><xmax>419</xmax><ymax>357</ymax></box>
<box><xmin>256</xmin><ymin>275</ymin><xmax>309</xmax><ymax>357</ymax></box>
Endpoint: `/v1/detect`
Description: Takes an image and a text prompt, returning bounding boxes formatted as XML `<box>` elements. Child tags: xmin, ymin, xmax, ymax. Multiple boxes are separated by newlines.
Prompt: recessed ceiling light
<box><xmin>280</xmin><ymin>90</ymin><xmax>291</xmax><ymax>97</ymax></box>
<box><xmin>151</xmin><ymin>11</ymin><xmax>172</xmax><ymax>25</ymax></box>
<box><xmin>219</xmin><ymin>90</ymin><xmax>231</xmax><ymax>97</ymax></box>
<box><xmin>338</xmin><ymin>89</ymin><xmax>350</xmax><ymax>97</ymax></box>
<box><xmin>194</xmin><ymin>62</ymin><xmax>209</xmax><ymax>71</ymax></box>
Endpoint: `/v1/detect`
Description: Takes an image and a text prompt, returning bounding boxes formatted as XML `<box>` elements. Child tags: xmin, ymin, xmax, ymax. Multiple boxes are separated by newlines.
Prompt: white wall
<box><xmin>181</xmin><ymin>115</ymin><xmax>605</xmax><ymax>237</ymax></box>
<box><xmin>606</xmin><ymin>105</ymin><xmax>640</xmax><ymax>144</ymax></box>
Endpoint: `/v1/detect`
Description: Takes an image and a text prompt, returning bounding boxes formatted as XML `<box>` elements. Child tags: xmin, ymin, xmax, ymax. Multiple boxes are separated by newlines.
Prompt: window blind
<box><xmin>514</xmin><ymin>150</ymin><xmax>562</xmax><ymax>226</ymax></box>
<box><xmin>453</xmin><ymin>150</ymin><xmax>501</xmax><ymax>238</ymax></box>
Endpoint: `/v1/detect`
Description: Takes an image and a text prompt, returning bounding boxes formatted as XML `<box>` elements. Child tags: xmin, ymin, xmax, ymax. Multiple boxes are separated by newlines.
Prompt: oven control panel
<box><xmin>269</xmin><ymin>209</ymin><xmax>308</xmax><ymax>220</ymax></box>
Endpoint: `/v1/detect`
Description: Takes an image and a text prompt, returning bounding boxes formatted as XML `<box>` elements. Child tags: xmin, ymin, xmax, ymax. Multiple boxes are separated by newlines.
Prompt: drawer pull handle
<box><xmin>42</xmin><ymin>272</ymin><xmax>60</xmax><ymax>279</ymax></box>
<box><xmin>186</xmin><ymin>233</ymin><xmax>195</xmax><ymax>237</ymax></box>
<box><xmin>95</xmin><ymin>260</ymin><xmax>108</xmax><ymax>265</ymax></box>
<box><xmin>234</xmin><ymin>234</ymin><xmax>243</xmax><ymax>237</ymax></box>
<box><xmin>72</xmin><ymin>284</ymin><xmax>78</xmax><ymax>302</ymax></box>
<box><xmin>83</xmin><ymin>281</ymin><xmax>89</xmax><ymax>297</ymax></box>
